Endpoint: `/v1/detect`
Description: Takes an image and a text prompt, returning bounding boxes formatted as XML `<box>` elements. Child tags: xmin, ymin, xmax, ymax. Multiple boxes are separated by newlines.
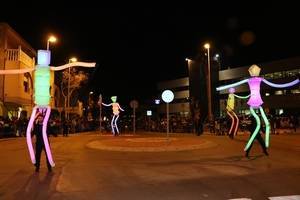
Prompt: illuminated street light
<box><xmin>69</xmin><ymin>57</ymin><xmax>77</xmax><ymax>63</ymax></box>
<box><xmin>204</xmin><ymin>43</ymin><xmax>213</xmax><ymax>122</ymax></box>
<box><xmin>67</xmin><ymin>57</ymin><xmax>77</xmax><ymax>120</ymax></box>
<box><xmin>204</xmin><ymin>43</ymin><xmax>210</xmax><ymax>49</ymax></box>
<box><xmin>47</xmin><ymin>35</ymin><xmax>57</xmax><ymax>50</ymax></box>
<box><xmin>214</xmin><ymin>54</ymin><xmax>220</xmax><ymax>60</ymax></box>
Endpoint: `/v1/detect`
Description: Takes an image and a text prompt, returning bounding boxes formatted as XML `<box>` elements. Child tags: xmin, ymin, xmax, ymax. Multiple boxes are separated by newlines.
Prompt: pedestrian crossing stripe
<box><xmin>269</xmin><ymin>195</ymin><xmax>300</xmax><ymax>200</ymax></box>
<box><xmin>229</xmin><ymin>198</ymin><xmax>251</xmax><ymax>200</ymax></box>
<box><xmin>229</xmin><ymin>198</ymin><xmax>252</xmax><ymax>200</ymax></box>
<box><xmin>229</xmin><ymin>195</ymin><xmax>300</xmax><ymax>200</ymax></box>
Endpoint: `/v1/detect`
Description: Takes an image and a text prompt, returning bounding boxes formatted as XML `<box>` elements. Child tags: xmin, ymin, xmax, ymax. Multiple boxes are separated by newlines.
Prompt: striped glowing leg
<box><xmin>42</xmin><ymin>106</ymin><xmax>55</xmax><ymax>167</ymax></box>
<box><xmin>114</xmin><ymin>115</ymin><xmax>120</xmax><ymax>134</ymax></box>
<box><xmin>244</xmin><ymin>107</ymin><xmax>261</xmax><ymax>151</ymax></box>
<box><xmin>26</xmin><ymin>106</ymin><xmax>38</xmax><ymax>164</ymax></box>
<box><xmin>111</xmin><ymin>115</ymin><xmax>115</xmax><ymax>135</ymax></box>
<box><xmin>232</xmin><ymin>111</ymin><xmax>239</xmax><ymax>136</ymax></box>
<box><xmin>227</xmin><ymin>110</ymin><xmax>235</xmax><ymax>135</ymax></box>
<box><xmin>259</xmin><ymin>107</ymin><xmax>270</xmax><ymax>148</ymax></box>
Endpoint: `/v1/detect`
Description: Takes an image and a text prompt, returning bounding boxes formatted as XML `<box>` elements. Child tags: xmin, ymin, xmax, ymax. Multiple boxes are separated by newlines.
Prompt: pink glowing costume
<box><xmin>217</xmin><ymin>75</ymin><xmax>299</xmax><ymax>151</ymax></box>
<box><xmin>247</xmin><ymin>77</ymin><xmax>263</xmax><ymax>108</ymax></box>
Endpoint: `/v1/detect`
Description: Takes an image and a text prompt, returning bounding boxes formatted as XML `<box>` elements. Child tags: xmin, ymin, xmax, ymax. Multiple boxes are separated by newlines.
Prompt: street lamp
<box><xmin>89</xmin><ymin>91</ymin><xmax>93</xmax><ymax>106</ymax></box>
<box><xmin>67</xmin><ymin>57</ymin><xmax>77</xmax><ymax>120</ymax></box>
<box><xmin>69</xmin><ymin>57</ymin><xmax>77</xmax><ymax>63</ymax></box>
<box><xmin>47</xmin><ymin>36</ymin><xmax>57</xmax><ymax>50</ymax></box>
<box><xmin>204</xmin><ymin>43</ymin><xmax>213</xmax><ymax>122</ymax></box>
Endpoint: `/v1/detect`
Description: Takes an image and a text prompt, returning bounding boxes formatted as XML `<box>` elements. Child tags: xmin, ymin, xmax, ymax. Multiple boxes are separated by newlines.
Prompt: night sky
<box><xmin>1</xmin><ymin>5</ymin><xmax>300</xmax><ymax>105</ymax></box>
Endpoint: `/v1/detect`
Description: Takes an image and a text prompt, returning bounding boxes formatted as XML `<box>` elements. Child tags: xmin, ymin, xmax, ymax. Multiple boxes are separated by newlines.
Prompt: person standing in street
<box><xmin>33</xmin><ymin>114</ymin><xmax>52</xmax><ymax>172</ymax></box>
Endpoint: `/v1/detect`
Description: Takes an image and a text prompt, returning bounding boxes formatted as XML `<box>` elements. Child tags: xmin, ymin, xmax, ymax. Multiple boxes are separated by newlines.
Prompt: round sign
<box><xmin>161</xmin><ymin>90</ymin><xmax>174</xmax><ymax>103</ymax></box>
<box><xmin>130</xmin><ymin>100</ymin><xmax>139</xmax><ymax>109</ymax></box>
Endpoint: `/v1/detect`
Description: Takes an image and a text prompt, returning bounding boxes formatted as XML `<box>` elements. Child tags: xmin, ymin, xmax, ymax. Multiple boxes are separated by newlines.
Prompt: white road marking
<box><xmin>229</xmin><ymin>198</ymin><xmax>252</xmax><ymax>200</ymax></box>
<box><xmin>269</xmin><ymin>195</ymin><xmax>300</xmax><ymax>200</ymax></box>
<box><xmin>229</xmin><ymin>195</ymin><xmax>300</xmax><ymax>200</ymax></box>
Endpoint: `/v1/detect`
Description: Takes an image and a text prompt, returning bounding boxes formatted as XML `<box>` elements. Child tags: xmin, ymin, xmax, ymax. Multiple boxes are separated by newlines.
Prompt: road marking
<box><xmin>269</xmin><ymin>195</ymin><xmax>300</xmax><ymax>200</ymax></box>
<box><xmin>229</xmin><ymin>198</ymin><xmax>252</xmax><ymax>200</ymax></box>
<box><xmin>229</xmin><ymin>195</ymin><xmax>300</xmax><ymax>200</ymax></box>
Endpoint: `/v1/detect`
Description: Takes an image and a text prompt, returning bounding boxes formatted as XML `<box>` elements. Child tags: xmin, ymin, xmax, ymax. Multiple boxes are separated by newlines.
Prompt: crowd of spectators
<box><xmin>1</xmin><ymin>113</ymin><xmax>299</xmax><ymax>138</ymax></box>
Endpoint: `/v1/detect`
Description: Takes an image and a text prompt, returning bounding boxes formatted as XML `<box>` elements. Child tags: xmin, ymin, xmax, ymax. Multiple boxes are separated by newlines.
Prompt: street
<box><xmin>0</xmin><ymin>132</ymin><xmax>300</xmax><ymax>200</ymax></box>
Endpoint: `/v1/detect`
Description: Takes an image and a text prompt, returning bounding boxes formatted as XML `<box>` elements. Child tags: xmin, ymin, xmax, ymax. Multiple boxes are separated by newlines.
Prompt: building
<box><xmin>157</xmin><ymin>77</ymin><xmax>190</xmax><ymax>116</ymax></box>
<box><xmin>0</xmin><ymin>23</ymin><xmax>55</xmax><ymax>118</ymax></box>
<box><xmin>157</xmin><ymin>55</ymin><xmax>219</xmax><ymax>120</ymax></box>
<box><xmin>157</xmin><ymin>56</ymin><xmax>300</xmax><ymax>118</ymax></box>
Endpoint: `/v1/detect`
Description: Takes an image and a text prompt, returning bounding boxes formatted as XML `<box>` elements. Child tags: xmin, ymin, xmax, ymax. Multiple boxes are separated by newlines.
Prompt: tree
<box><xmin>60</xmin><ymin>68</ymin><xmax>88</xmax><ymax>118</ymax></box>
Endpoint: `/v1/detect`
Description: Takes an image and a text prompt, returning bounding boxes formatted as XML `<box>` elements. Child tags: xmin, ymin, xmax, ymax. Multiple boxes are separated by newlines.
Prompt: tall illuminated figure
<box><xmin>0</xmin><ymin>50</ymin><xmax>95</xmax><ymax>167</ymax></box>
<box><xmin>102</xmin><ymin>96</ymin><xmax>124</xmax><ymax>135</ymax></box>
<box><xmin>217</xmin><ymin>64</ymin><xmax>299</xmax><ymax>151</ymax></box>
<box><xmin>226</xmin><ymin>88</ymin><xmax>250</xmax><ymax>139</ymax></box>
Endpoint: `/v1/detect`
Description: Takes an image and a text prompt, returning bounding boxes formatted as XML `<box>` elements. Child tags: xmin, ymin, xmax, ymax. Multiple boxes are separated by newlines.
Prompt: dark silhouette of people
<box><xmin>62</xmin><ymin>119</ymin><xmax>70</xmax><ymax>137</ymax></box>
<box><xmin>33</xmin><ymin>114</ymin><xmax>52</xmax><ymax>172</ymax></box>
<box><xmin>193</xmin><ymin>109</ymin><xmax>202</xmax><ymax>136</ymax></box>
<box><xmin>245</xmin><ymin>114</ymin><xmax>269</xmax><ymax>158</ymax></box>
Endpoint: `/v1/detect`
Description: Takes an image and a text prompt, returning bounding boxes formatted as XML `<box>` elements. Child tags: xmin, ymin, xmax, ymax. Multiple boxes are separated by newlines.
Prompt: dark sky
<box><xmin>1</xmin><ymin>5</ymin><xmax>300</xmax><ymax>104</ymax></box>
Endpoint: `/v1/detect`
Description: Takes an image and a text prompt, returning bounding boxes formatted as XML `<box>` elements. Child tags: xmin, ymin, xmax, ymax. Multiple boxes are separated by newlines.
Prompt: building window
<box><xmin>275</xmin><ymin>90</ymin><xmax>283</xmax><ymax>95</ymax></box>
<box><xmin>23</xmin><ymin>74</ymin><xmax>30</xmax><ymax>93</ymax></box>
<box><xmin>23</xmin><ymin>81</ymin><xmax>29</xmax><ymax>93</ymax></box>
<box><xmin>291</xmin><ymin>89</ymin><xmax>300</xmax><ymax>94</ymax></box>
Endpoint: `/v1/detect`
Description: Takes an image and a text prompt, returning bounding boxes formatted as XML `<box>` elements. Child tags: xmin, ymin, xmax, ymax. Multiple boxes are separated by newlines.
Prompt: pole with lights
<box><xmin>47</xmin><ymin>36</ymin><xmax>57</xmax><ymax>51</ymax></box>
<box><xmin>204</xmin><ymin>43</ymin><xmax>213</xmax><ymax>122</ymax></box>
<box><xmin>67</xmin><ymin>57</ymin><xmax>77</xmax><ymax>120</ymax></box>
<box><xmin>162</xmin><ymin>90</ymin><xmax>174</xmax><ymax>138</ymax></box>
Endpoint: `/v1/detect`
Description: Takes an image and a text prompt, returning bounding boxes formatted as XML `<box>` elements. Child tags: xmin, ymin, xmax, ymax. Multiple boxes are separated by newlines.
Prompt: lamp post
<box><xmin>47</xmin><ymin>36</ymin><xmax>57</xmax><ymax>51</ymax></box>
<box><xmin>67</xmin><ymin>57</ymin><xmax>77</xmax><ymax>120</ymax></box>
<box><xmin>204</xmin><ymin>43</ymin><xmax>213</xmax><ymax>122</ymax></box>
<box><xmin>98</xmin><ymin>94</ymin><xmax>102</xmax><ymax>133</ymax></box>
<box><xmin>130</xmin><ymin>100</ymin><xmax>139</xmax><ymax>134</ymax></box>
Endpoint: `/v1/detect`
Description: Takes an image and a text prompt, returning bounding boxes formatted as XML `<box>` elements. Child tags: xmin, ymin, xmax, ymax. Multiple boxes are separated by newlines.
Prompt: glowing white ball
<box><xmin>161</xmin><ymin>90</ymin><xmax>174</xmax><ymax>103</ymax></box>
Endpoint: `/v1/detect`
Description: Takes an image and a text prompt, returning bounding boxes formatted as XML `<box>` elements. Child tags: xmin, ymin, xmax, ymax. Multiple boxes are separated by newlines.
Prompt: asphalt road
<box><xmin>0</xmin><ymin>132</ymin><xmax>299</xmax><ymax>200</ymax></box>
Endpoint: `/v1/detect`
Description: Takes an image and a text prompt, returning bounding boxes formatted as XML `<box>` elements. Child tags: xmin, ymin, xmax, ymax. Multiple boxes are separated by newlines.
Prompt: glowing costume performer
<box><xmin>226</xmin><ymin>88</ymin><xmax>250</xmax><ymax>139</ymax></box>
<box><xmin>0</xmin><ymin>50</ymin><xmax>95</xmax><ymax>167</ymax></box>
<box><xmin>217</xmin><ymin>65</ymin><xmax>299</xmax><ymax>151</ymax></box>
<box><xmin>102</xmin><ymin>96</ymin><xmax>124</xmax><ymax>135</ymax></box>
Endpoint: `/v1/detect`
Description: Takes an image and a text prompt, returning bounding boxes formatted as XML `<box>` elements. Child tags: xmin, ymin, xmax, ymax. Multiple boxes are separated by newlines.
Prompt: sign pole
<box><xmin>133</xmin><ymin>106</ymin><xmax>136</xmax><ymax>134</ymax></box>
<box><xmin>167</xmin><ymin>103</ymin><xmax>169</xmax><ymax>138</ymax></box>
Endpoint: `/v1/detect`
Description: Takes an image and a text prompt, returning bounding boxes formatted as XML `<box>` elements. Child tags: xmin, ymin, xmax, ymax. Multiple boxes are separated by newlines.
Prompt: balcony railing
<box><xmin>5</xmin><ymin>47</ymin><xmax>35</xmax><ymax>67</ymax></box>
<box><xmin>5</xmin><ymin>49</ymin><xmax>19</xmax><ymax>61</ymax></box>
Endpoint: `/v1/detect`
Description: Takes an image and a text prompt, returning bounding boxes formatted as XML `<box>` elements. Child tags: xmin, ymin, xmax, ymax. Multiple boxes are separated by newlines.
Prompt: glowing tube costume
<box><xmin>217</xmin><ymin>64</ymin><xmax>299</xmax><ymax>151</ymax></box>
<box><xmin>102</xmin><ymin>96</ymin><xmax>124</xmax><ymax>135</ymax></box>
<box><xmin>226</xmin><ymin>88</ymin><xmax>250</xmax><ymax>139</ymax></box>
<box><xmin>0</xmin><ymin>50</ymin><xmax>96</xmax><ymax>167</ymax></box>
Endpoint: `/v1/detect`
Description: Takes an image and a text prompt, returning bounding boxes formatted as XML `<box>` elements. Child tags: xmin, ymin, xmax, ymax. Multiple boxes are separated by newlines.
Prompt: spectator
<box><xmin>32</xmin><ymin>114</ymin><xmax>52</xmax><ymax>172</ymax></box>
